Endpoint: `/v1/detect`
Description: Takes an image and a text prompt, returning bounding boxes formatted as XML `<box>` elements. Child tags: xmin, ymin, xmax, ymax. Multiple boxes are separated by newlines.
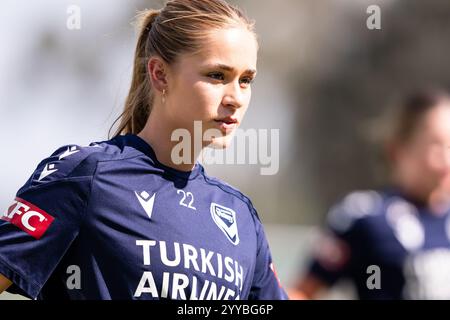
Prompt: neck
<box><xmin>429</xmin><ymin>187</ymin><xmax>450</xmax><ymax>216</ymax></box>
<box><xmin>137</xmin><ymin>108</ymin><xmax>200</xmax><ymax>173</ymax></box>
<box><xmin>392</xmin><ymin>175</ymin><xmax>450</xmax><ymax>216</ymax></box>
<box><xmin>391</xmin><ymin>172</ymin><xmax>427</xmax><ymax>204</ymax></box>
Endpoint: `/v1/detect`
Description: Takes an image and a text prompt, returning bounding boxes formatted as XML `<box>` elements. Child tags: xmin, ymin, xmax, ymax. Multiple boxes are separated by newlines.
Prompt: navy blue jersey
<box><xmin>0</xmin><ymin>134</ymin><xmax>287</xmax><ymax>300</ymax></box>
<box><xmin>307</xmin><ymin>189</ymin><xmax>450</xmax><ymax>299</ymax></box>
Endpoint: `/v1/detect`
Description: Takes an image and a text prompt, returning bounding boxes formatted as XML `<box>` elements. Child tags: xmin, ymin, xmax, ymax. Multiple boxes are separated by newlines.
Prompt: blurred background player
<box><xmin>289</xmin><ymin>89</ymin><xmax>450</xmax><ymax>299</ymax></box>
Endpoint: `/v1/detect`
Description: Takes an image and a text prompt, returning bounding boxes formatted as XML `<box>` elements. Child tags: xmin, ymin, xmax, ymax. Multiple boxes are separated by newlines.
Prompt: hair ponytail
<box><xmin>110</xmin><ymin>10</ymin><xmax>160</xmax><ymax>138</ymax></box>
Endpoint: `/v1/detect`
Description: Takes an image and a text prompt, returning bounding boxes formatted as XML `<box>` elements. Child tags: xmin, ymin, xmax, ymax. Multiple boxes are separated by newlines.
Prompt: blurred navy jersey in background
<box><xmin>308</xmin><ymin>189</ymin><xmax>450</xmax><ymax>299</ymax></box>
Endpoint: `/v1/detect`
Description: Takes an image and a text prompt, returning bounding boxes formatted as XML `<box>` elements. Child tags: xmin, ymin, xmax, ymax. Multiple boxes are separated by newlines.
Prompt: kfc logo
<box><xmin>2</xmin><ymin>197</ymin><xmax>54</xmax><ymax>239</ymax></box>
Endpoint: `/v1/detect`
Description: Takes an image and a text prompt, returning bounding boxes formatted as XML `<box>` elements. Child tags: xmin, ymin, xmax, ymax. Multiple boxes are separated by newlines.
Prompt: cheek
<box><xmin>242</xmin><ymin>95</ymin><xmax>251</xmax><ymax>113</ymax></box>
<box><xmin>187</xmin><ymin>82</ymin><xmax>222</xmax><ymax>116</ymax></box>
<box><xmin>426</xmin><ymin>148</ymin><xmax>449</xmax><ymax>175</ymax></box>
<box><xmin>242</xmin><ymin>88</ymin><xmax>252</xmax><ymax>111</ymax></box>
<box><xmin>398</xmin><ymin>149</ymin><xmax>424</xmax><ymax>176</ymax></box>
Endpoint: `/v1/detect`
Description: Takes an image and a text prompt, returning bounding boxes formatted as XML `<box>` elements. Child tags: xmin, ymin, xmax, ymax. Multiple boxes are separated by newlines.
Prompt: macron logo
<box><xmin>38</xmin><ymin>163</ymin><xmax>58</xmax><ymax>181</ymax></box>
<box><xmin>135</xmin><ymin>191</ymin><xmax>156</xmax><ymax>219</ymax></box>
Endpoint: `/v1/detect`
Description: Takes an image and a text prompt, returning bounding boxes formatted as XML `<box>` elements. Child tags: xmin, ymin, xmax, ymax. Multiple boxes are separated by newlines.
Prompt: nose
<box><xmin>222</xmin><ymin>81</ymin><xmax>245</xmax><ymax>109</ymax></box>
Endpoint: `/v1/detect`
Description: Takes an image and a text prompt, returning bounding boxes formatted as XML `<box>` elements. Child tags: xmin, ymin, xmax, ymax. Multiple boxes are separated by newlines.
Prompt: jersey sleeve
<box><xmin>307</xmin><ymin>190</ymin><xmax>381</xmax><ymax>286</ymax></box>
<box><xmin>307</xmin><ymin>229</ymin><xmax>352</xmax><ymax>286</ymax></box>
<box><xmin>248</xmin><ymin>209</ymin><xmax>288</xmax><ymax>300</ymax></box>
<box><xmin>0</xmin><ymin>144</ymin><xmax>97</xmax><ymax>299</ymax></box>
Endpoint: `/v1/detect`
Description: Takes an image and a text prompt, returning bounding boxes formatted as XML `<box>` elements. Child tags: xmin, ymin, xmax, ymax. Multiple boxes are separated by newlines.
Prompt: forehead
<box><xmin>421</xmin><ymin>104</ymin><xmax>450</xmax><ymax>138</ymax></box>
<box><xmin>183</xmin><ymin>27</ymin><xmax>258</xmax><ymax>71</ymax></box>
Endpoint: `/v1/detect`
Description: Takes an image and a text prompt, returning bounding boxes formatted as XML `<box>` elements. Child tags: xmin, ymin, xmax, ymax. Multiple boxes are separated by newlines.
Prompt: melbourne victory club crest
<box><xmin>210</xmin><ymin>203</ymin><xmax>239</xmax><ymax>245</ymax></box>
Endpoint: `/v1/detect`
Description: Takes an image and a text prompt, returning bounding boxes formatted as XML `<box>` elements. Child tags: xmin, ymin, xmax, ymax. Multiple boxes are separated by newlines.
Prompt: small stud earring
<box><xmin>162</xmin><ymin>89</ymin><xmax>166</xmax><ymax>104</ymax></box>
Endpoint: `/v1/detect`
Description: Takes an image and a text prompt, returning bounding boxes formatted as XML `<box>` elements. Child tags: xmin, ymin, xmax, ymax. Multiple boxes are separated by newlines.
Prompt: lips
<box><xmin>214</xmin><ymin>117</ymin><xmax>238</xmax><ymax>131</ymax></box>
<box><xmin>214</xmin><ymin>117</ymin><xmax>238</xmax><ymax>125</ymax></box>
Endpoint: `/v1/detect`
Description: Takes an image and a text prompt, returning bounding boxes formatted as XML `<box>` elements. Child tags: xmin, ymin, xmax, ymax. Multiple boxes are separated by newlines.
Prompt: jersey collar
<box><xmin>124</xmin><ymin>134</ymin><xmax>203</xmax><ymax>180</ymax></box>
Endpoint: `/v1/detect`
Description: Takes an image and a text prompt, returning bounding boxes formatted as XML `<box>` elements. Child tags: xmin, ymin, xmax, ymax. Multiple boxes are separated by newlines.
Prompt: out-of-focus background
<box><xmin>2</xmin><ymin>0</ymin><xmax>450</xmax><ymax>299</ymax></box>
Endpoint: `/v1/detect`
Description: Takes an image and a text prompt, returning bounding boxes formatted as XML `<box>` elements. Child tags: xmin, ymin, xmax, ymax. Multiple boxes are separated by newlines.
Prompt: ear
<box><xmin>147</xmin><ymin>56</ymin><xmax>168</xmax><ymax>93</ymax></box>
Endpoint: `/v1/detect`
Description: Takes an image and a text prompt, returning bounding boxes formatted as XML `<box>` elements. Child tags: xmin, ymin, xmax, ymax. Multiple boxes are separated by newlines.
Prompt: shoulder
<box><xmin>200</xmin><ymin>171</ymin><xmax>261</xmax><ymax>221</ymax></box>
<box><xmin>19</xmin><ymin>135</ymin><xmax>141</xmax><ymax>191</ymax></box>
<box><xmin>326</xmin><ymin>189</ymin><xmax>386</xmax><ymax>234</ymax></box>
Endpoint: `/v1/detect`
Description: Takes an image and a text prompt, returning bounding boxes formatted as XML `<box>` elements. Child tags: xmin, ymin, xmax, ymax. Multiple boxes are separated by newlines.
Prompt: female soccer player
<box><xmin>0</xmin><ymin>0</ymin><xmax>287</xmax><ymax>300</ymax></box>
<box><xmin>290</xmin><ymin>89</ymin><xmax>450</xmax><ymax>299</ymax></box>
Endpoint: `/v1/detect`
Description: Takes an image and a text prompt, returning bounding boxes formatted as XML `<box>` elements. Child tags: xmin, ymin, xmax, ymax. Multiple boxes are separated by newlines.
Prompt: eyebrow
<box><xmin>208</xmin><ymin>63</ymin><xmax>257</xmax><ymax>76</ymax></box>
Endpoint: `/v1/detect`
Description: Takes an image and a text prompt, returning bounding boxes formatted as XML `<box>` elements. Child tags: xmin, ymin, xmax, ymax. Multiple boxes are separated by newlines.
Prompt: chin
<box><xmin>207</xmin><ymin>136</ymin><xmax>233</xmax><ymax>149</ymax></box>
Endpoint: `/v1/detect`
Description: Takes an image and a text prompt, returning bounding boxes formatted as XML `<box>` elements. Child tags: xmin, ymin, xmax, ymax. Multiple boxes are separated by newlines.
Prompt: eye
<box><xmin>208</xmin><ymin>72</ymin><xmax>225</xmax><ymax>81</ymax></box>
<box><xmin>239</xmin><ymin>77</ymin><xmax>255</xmax><ymax>87</ymax></box>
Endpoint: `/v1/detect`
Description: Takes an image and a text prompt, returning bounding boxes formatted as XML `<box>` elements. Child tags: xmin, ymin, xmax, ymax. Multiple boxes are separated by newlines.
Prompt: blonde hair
<box><xmin>388</xmin><ymin>89</ymin><xmax>450</xmax><ymax>145</ymax></box>
<box><xmin>110</xmin><ymin>0</ymin><xmax>256</xmax><ymax>138</ymax></box>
